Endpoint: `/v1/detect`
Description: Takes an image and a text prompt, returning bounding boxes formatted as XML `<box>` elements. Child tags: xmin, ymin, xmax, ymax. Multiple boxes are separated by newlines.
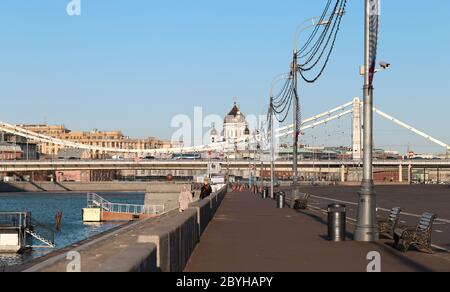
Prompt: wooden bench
<box><xmin>378</xmin><ymin>207</ymin><xmax>402</xmax><ymax>238</ymax></box>
<box><xmin>394</xmin><ymin>212</ymin><xmax>437</xmax><ymax>254</ymax></box>
<box><xmin>294</xmin><ymin>193</ymin><xmax>311</xmax><ymax>210</ymax></box>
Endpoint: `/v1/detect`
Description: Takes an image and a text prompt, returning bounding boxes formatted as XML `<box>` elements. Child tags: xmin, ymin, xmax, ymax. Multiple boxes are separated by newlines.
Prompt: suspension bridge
<box><xmin>1</xmin><ymin>98</ymin><xmax>449</xmax><ymax>159</ymax></box>
<box><xmin>1</xmin><ymin>98</ymin><xmax>449</xmax><ymax>186</ymax></box>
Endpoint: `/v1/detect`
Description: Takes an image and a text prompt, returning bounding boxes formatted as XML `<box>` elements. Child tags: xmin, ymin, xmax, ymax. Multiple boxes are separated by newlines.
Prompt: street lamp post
<box><xmin>292</xmin><ymin>17</ymin><xmax>332</xmax><ymax>199</ymax></box>
<box><xmin>269</xmin><ymin>74</ymin><xmax>291</xmax><ymax>199</ymax></box>
<box><xmin>270</xmin><ymin>106</ymin><xmax>276</xmax><ymax>198</ymax></box>
<box><xmin>292</xmin><ymin>52</ymin><xmax>299</xmax><ymax>188</ymax></box>
<box><xmin>354</xmin><ymin>0</ymin><xmax>380</xmax><ymax>242</ymax></box>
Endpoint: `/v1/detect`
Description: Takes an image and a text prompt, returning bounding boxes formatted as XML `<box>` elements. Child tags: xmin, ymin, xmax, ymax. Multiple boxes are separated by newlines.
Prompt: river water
<box><xmin>0</xmin><ymin>192</ymin><xmax>145</xmax><ymax>269</ymax></box>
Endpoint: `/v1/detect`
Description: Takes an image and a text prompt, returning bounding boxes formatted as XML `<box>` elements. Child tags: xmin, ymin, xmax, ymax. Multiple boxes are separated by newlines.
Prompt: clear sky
<box><xmin>1</xmin><ymin>1</ymin><xmax>449</xmax><ymax>154</ymax></box>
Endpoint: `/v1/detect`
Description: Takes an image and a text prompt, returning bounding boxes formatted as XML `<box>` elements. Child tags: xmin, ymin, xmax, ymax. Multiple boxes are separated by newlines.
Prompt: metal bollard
<box><xmin>277</xmin><ymin>192</ymin><xmax>285</xmax><ymax>209</ymax></box>
<box><xmin>262</xmin><ymin>187</ymin><xmax>268</xmax><ymax>199</ymax></box>
<box><xmin>327</xmin><ymin>204</ymin><xmax>347</xmax><ymax>242</ymax></box>
<box><xmin>273</xmin><ymin>191</ymin><xmax>279</xmax><ymax>201</ymax></box>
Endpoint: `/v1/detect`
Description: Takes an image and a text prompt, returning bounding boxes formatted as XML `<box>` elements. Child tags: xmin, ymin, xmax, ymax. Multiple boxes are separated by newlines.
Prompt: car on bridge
<box><xmin>142</xmin><ymin>156</ymin><xmax>156</xmax><ymax>160</ymax></box>
<box><xmin>172</xmin><ymin>153</ymin><xmax>202</xmax><ymax>160</ymax></box>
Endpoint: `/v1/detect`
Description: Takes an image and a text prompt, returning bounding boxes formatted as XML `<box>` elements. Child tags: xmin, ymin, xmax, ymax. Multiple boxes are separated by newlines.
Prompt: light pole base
<box><xmin>354</xmin><ymin>179</ymin><xmax>379</xmax><ymax>242</ymax></box>
<box><xmin>291</xmin><ymin>184</ymin><xmax>301</xmax><ymax>209</ymax></box>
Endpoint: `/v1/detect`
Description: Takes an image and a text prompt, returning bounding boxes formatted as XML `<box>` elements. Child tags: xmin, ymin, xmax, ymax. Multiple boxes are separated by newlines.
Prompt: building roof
<box><xmin>0</xmin><ymin>142</ymin><xmax>23</xmax><ymax>153</ymax></box>
<box><xmin>227</xmin><ymin>103</ymin><xmax>241</xmax><ymax>117</ymax></box>
<box><xmin>224</xmin><ymin>103</ymin><xmax>246</xmax><ymax>124</ymax></box>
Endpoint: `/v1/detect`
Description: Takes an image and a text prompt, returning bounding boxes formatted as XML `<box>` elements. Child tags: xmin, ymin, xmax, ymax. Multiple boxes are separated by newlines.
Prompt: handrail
<box><xmin>27</xmin><ymin>218</ymin><xmax>56</xmax><ymax>247</ymax></box>
<box><xmin>87</xmin><ymin>193</ymin><xmax>165</xmax><ymax>215</ymax></box>
<box><xmin>0</xmin><ymin>212</ymin><xmax>30</xmax><ymax>228</ymax></box>
<box><xmin>0</xmin><ymin>212</ymin><xmax>55</xmax><ymax>248</ymax></box>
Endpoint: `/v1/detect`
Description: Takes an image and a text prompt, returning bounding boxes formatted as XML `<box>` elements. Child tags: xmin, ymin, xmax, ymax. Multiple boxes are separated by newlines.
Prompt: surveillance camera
<box><xmin>379</xmin><ymin>61</ymin><xmax>391</xmax><ymax>69</ymax></box>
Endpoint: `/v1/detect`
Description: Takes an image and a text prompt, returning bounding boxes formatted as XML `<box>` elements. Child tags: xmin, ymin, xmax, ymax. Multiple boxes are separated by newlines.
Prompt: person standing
<box><xmin>200</xmin><ymin>180</ymin><xmax>213</xmax><ymax>200</ymax></box>
<box><xmin>179</xmin><ymin>186</ymin><xmax>193</xmax><ymax>212</ymax></box>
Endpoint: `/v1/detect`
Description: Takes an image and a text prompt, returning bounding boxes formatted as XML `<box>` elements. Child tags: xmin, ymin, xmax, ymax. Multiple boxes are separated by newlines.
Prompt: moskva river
<box><xmin>0</xmin><ymin>192</ymin><xmax>144</xmax><ymax>269</ymax></box>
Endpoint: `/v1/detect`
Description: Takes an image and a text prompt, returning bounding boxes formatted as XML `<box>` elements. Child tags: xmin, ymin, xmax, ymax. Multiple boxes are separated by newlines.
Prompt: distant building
<box><xmin>437</xmin><ymin>153</ymin><xmax>450</xmax><ymax>159</ymax></box>
<box><xmin>0</xmin><ymin>132</ymin><xmax>39</xmax><ymax>160</ymax></box>
<box><xmin>0</xmin><ymin>142</ymin><xmax>23</xmax><ymax>160</ymax></box>
<box><xmin>17</xmin><ymin>124</ymin><xmax>170</xmax><ymax>159</ymax></box>
<box><xmin>210</xmin><ymin>102</ymin><xmax>250</xmax><ymax>146</ymax></box>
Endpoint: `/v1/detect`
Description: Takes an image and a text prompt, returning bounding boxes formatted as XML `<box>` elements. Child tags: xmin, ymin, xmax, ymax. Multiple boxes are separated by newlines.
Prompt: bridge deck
<box><xmin>185</xmin><ymin>190</ymin><xmax>450</xmax><ymax>272</ymax></box>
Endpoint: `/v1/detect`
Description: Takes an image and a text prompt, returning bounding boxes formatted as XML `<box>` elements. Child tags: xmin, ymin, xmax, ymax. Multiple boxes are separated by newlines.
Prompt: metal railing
<box><xmin>27</xmin><ymin>218</ymin><xmax>56</xmax><ymax>247</ymax></box>
<box><xmin>87</xmin><ymin>193</ymin><xmax>165</xmax><ymax>215</ymax></box>
<box><xmin>0</xmin><ymin>212</ymin><xmax>30</xmax><ymax>229</ymax></box>
<box><xmin>0</xmin><ymin>212</ymin><xmax>55</xmax><ymax>248</ymax></box>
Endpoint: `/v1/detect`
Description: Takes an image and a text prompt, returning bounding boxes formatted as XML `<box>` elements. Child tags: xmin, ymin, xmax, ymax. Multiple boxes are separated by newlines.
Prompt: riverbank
<box><xmin>1</xmin><ymin>180</ymin><xmax>417</xmax><ymax>194</ymax></box>
<box><xmin>0</xmin><ymin>181</ymin><xmax>191</xmax><ymax>193</ymax></box>
<box><xmin>0</xmin><ymin>192</ymin><xmax>145</xmax><ymax>268</ymax></box>
<box><xmin>2</xmin><ymin>221</ymin><xmax>133</xmax><ymax>272</ymax></box>
<box><xmin>14</xmin><ymin>186</ymin><xmax>227</xmax><ymax>272</ymax></box>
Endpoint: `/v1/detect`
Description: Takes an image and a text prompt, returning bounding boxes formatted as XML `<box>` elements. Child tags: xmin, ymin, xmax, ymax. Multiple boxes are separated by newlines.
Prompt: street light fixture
<box><xmin>294</xmin><ymin>9</ymin><xmax>346</xmax><ymax>52</ymax></box>
<box><xmin>291</xmin><ymin>13</ymin><xmax>341</xmax><ymax>198</ymax></box>
<box><xmin>269</xmin><ymin>73</ymin><xmax>291</xmax><ymax>199</ymax></box>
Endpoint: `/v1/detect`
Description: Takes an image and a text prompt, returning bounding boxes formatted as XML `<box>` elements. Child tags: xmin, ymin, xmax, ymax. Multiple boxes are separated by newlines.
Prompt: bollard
<box><xmin>277</xmin><ymin>192</ymin><xmax>285</xmax><ymax>209</ymax></box>
<box><xmin>327</xmin><ymin>204</ymin><xmax>347</xmax><ymax>242</ymax></box>
<box><xmin>262</xmin><ymin>187</ymin><xmax>269</xmax><ymax>199</ymax></box>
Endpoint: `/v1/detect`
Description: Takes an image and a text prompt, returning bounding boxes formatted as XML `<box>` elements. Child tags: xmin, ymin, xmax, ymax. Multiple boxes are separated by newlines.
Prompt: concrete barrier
<box><xmin>118</xmin><ymin>185</ymin><xmax>226</xmax><ymax>272</ymax></box>
<box><xmin>97</xmin><ymin>243</ymin><xmax>158</xmax><ymax>272</ymax></box>
<box><xmin>144</xmin><ymin>183</ymin><xmax>192</xmax><ymax>212</ymax></box>
<box><xmin>189</xmin><ymin>186</ymin><xmax>227</xmax><ymax>236</ymax></box>
<box><xmin>190</xmin><ymin>199</ymin><xmax>213</xmax><ymax>235</ymax></box>
<box><xmin>0</xmin><ymin>181</ymin><xmax>191</xmax><ymax>193</ymax></box>
<box><xmin>138</xmin><ymin>208</ymin><xmax>199</xmax><ymax>272</ymax></box>
<box><xmin>22</xmin><ymin>186</ymin><xmax>227</xmax><ymax>272</ymax></box>
<box><xmin>146</xmin><ymin>183</ymin><xmax>191</xmax><ymax>193</ymax></box>
<box><xmin>137</xmin><ymin>186</ymin><xmax>227</xmax><ymax>272</ymax></box>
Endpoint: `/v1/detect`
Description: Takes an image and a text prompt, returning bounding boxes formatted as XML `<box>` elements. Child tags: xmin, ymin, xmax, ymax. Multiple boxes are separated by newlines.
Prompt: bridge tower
<box><xmin>352</xmin><ymin>97</ymin><xmax>362</xmax><ymax>161</ymax></box>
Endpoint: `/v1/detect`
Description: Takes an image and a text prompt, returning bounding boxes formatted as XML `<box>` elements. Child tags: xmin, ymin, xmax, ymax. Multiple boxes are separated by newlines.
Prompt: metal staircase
<box><xmin>1</xmin><ymin>212</ymin><xmax>56</xmax><ymax>249</ymax></box>
<box><xmin>88</xmin><ymin>193</ymin><xmax>111</xmax><ymax>212</ymax></box>
<box><xmin>25</xmin><ymin>229</ymin><xmax>55</xmax><ymax>248</ymax></box>
<box><xmin>87</xmin><ymin>193</ymin><xmax>165</xmax><ymax>215</ymax></box>
<box><xmin>25</xmin><ymin>218</ymin><xmax>56</xmax><ymax>248</ymax></box>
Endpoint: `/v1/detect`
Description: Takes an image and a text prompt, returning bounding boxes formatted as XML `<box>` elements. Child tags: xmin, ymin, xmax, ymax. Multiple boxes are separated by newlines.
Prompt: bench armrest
<box><xmin>394</xmin><ymin>226</ymin><xmax>415</xmax><ymax>237</ymax></box>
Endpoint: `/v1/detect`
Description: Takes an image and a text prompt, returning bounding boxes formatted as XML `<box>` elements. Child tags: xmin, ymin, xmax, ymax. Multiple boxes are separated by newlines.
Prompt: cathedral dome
<box><xmin>224</xmin><ymin>103</ymin><xmax>246</xmax><ymax>124</ymax></box>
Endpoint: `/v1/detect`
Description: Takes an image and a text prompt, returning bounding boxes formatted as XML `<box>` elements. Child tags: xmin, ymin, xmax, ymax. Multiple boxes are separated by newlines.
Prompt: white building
<box><xmin>210</xmin><ymin>102</ymin><xmax>250</xmax><ymax>145</ymax></box>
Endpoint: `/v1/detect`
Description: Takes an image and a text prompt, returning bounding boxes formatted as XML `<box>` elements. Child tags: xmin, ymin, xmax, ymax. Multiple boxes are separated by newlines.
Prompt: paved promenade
<box><xmin>185</xmin><ymin>190</ymin><xmax>450</xmax><ymax>272</ymax></box>
<box><xmin>281</xmin><ymin>185</ymin><xmax>450</xmax><ymax>249</ymax></box>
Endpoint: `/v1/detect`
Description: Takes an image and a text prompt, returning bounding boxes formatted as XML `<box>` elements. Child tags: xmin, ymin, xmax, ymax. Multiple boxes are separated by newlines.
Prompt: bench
<box><xmin>394</xmin><ymin>212</ymin><xmax>437</xmax><ymax>254</ymax></box>
<box><xmin>378</xmin><ymin>207</ymin><xmax>402</xmax><ymax>238</ymax></box>
<box><xmin>294</xmin><ymin>193</ymin><xmax>311</xmax><ymax>210</ymax></box>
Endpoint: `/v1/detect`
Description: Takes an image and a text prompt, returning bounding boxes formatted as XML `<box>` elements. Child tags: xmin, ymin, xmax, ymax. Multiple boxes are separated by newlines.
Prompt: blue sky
<box><xmin>0</xmin><ymin>1</ymin><xmax>449</xmax><ymax>154</ymax></box>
